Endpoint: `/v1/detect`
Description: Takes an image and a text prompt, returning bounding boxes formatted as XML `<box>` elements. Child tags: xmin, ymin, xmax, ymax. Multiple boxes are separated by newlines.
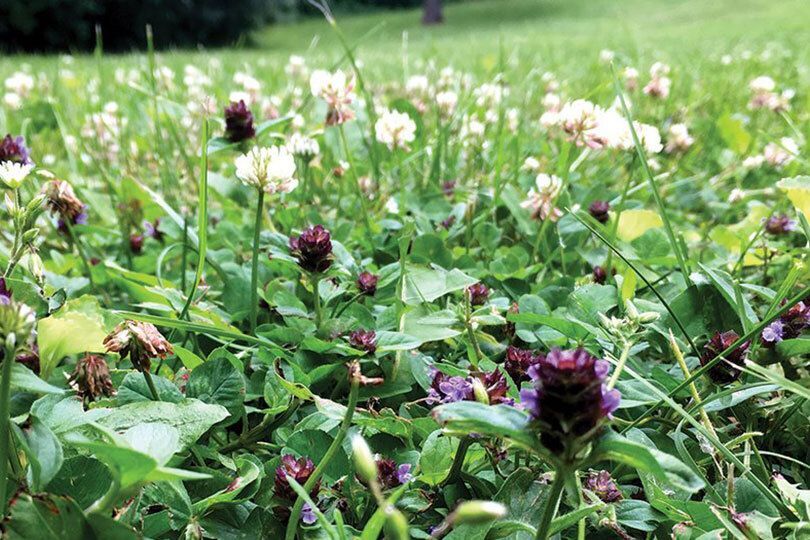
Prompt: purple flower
<box><xmin>349</xmin><ymin>329</ymin><xmax>377</xmax><ymax>354</ymax></box>
<box><xmin>289</xmin><ymin>225</ymin><xmax>333</xmax><ymax>273</ymax></box>
<box><xmin>583</xmin><ymin>470</ymin><xmax>623</xmax><ymax>503</ymax></box>
<box><xmin>0</xmin><ymin>278</ymin><xmax>12</xmax><ymax>305</ymax></box>
<box><xmin>764</xmin><ymin>214</ymin><xmax>797</xmax><ymax>236</ymax></box>
<box><xmin>761</xmin><ymin>320</ymin><xmax>784</xmax><ymax>346</ymax></box>
<box><xmin>700</xmin><ymin>331</ymin><xmax>749</xmax><ymax>384</ymax></box>
<box><xmin>376</xmin><ymin>458</ymin><xmax>412</xmax><ymax>489</ymax></box>
<box><xmin>521</xmin><ymin>348</ymin><xmax>620</xmax><ymax>456</ymax></box>
<box><xmin>428</xmin><ymin>371</ymin><xmax>473</xmax><ymax>403</ymax></box>
<box><xmin>780</xmin><ymin>301</ymin><xmax>810</xmax><ymax>340</ymax></box>
<box><xmin>300</xmin><ymin>503</ymin><xmax>317</xmax><ymax>525</ymax></box>
<box><xmin>357</xmin><ymin>271</ymin><xmax>379</xmax><ymax>295</ymax></box>
<box><xmin>224</xmin><ymin>100</ymin><xmax>256</xmax><ymax>143</ymax></box>
<box><xmin>466</xmin><ymin>283</ymin><xmax>490</xmax><ymax>306</ymax></box>
<box><xmin>592</xmin><ymin>265</ymin><xmax>608</xmax><ymax>285</ymax></box>
<box><xmin>588</xmin><ymin>200</ymin><xmax>610</xmax><ymax>224</ymax></box>
<box><xmin>0</xmin><ymin>134</ymin><xmax>31</xmax><ymax>165</ymax></box>
<box><xmin>129</xmin><ymin>233</ymin><xmax>145</xmax><ymax>254</ymax></box>
<box><xmin>144</xmin><ymin>218</ymin><xmax>164</xmax><ymax>241</ymax></box>
<box><xmin>396</xmin><ymin>463</ymin><xmax>412</xmax><ymax>484</ymax></box>
<box><xmin>274</xmin><ymin>455</ymin><xmax>319</xmax><ymax>502</ymax></box>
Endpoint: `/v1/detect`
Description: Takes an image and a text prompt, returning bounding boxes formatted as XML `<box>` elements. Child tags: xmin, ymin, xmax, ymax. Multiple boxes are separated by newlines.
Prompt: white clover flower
<box><xmin>522</xmin><ymin>156</ymin><xmax>542</xmax><ymax>172</ymax></box>
<box><xmin>4</xmin><ymin>71</ymin><xmax>35</xmax><ymax>97</ymax></box>
<box><xmin>643</xmin><ymin>75</ymin><xmax>671</xmax><ymax>99</ymax></box>
<box><xmin>665</xmin><ymin>123</ymin><xmax>694</xmax><ymax>154</ymax></box>
<box><xmin>460</xmin><ymin>116</ymin><xmax>486</xmax><ymax>145</ymax></box>
<box><xmin>542</xmin><ymin>92</ymin><xmax>561</xmax><ymax>111</ymax></box>
<box><xmin>285</xmin><ymin>55</ymin><xmax>308</xmax><ymax>78</ymax></box>
<box><xmin>385</xmin><ymin>197</ymin><xmax>400</xmax><ymax>214</ymax></box>
<box><xmin>375</xmin><ymin>109</ymin><xmax>417</xmax><ymax>151</ymax></box>
<box><xmin>599</xmin><ymin>49</ymin><xmax>615</xmax><ymax>63</ymax></box>
<box><xmin>506</xmin><ymin>108</ymin><xmax>519</xmax><ymax>133</ymax></box>
<box><xmin>749</xmin><ymin>76</ymin><xmax>776</xmax><ymax>93</ymax></box>
<box><xmin>310</xmin><ymin>69</ymin><xmax>355</xmax><ymax>125</ymax></box>
<box><xmin>3</xmin><ymin>93</ymin><xmax>22</xmax><ymax>110</ymax></box>
<box><xmin>589</xmin><ymin>108</ymin><xmax>633</xmax><ymax>150</ymax></box>
<box><xmin>742</xmin><ymin>155</ymin><xmax>765</xmax><ymax>169</ymax></box>
<box><xmin>720</xmin><ymin>55</ymin><xmax>733</xmax><ymax>65</ymax></box>
<box><xmin>436</xmin><ymin>90</ymin><xmax>458</xmax><ymax>117</ymax></box>
<box><xmin>521</xmin><ymin>173</ymin><xmax>563</xmax><ymax>221</ymax></box>
<box><xmin>235</xmin><ymin>146</ymin><xmax>298</xmax><ymax>194</ymax></box>
<box><xmin>728</xmin><ymin>188</ymin><xmax>746</xmax><ymax>202</ymax></box>
<box><xmin>0</xmin><ymin>162</ymin><xmax>34</xmax><ymax>189</ymax></box>
<box><xmin>406</xmin><ymin>75</ymin><xmax>430</xmax><ymax>96</ymax></box>
<box><xmin>763</xmin><ymin>137</ymin><xmax>799</xmax><ymax>168</ymax></box>
<box><xmin>474</xmin><ymin>83</ymin><xmax>507</xmax><ymax>108</ymax></box>
<box><xmin>635</xmin><ymin>122</ymin><xmax>663</xmax><ymax>154</ymax></box>
<box><xmin>287</xmin><ymin>133</ymin><xmax>320</xmax><ymax>159</ymax></box>
<box><xmin>555</xmin><ymin>99</ymin><xmax>602</xmax><ymax>143</ymax></box>
<box><xmin>623</xmin><ymin>67</ymin><xmax>639</xmax><ymax>91</ymax></box>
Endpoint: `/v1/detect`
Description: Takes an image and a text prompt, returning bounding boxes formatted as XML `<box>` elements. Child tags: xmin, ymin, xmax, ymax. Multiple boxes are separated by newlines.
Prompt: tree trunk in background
<box><xmin>422</xmin><ymin>0</ymin><xmax>443</xmax><ymax>25</ymax></box>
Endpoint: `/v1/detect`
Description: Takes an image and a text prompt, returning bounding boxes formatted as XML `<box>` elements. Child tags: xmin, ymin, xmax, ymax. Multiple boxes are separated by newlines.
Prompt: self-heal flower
<box><xmin>376</xmin><ymin>458</ymin><xmax>412</xmax><ymax>489</ymax></box>
<box><xmin>764</xmin><ymin>214</ymin><xmax>796</xmax><ymax>236</ymax></box>
<box><xmin>68</xmin><ymin>354</ymin><xmax>115</xmax><ymax>402</ymax></box>
<box><xmin>699</xmin><ymin>331</ymin><xmax>749</xmax><ymax>384</ymax></box>
<box><xmin>588</xmin><ymin>200</ymin><xmax>610</xmax><ymax>224</ymax></box>
<box><xmin>504</xmin><ymin>346</ymin><xmax>543</xmax><ymax>384</ymax></box>
<box><xmin>349</xmin><ymin>329</ymin><xmax>377</xmax><ymax>354</ymax></box>
<box><xmin>274</xmin><ymin>455</ymin><xmax>319</xmax><ymax>502</ymax></box>
<box><xmin>519</xmin><ymin>348</ymin><xmax>620</xmax><ymax>457</ymax></box>
<box><xmin>583</xmin><ymin>470</ymin><xmax>623</xmax><ymax>503</ymax></box>
<box><xmin>357</xmin><ymin>271</ymin><xmax>378</xmax><ymax>295</ymax></box>
<box><xmin>0</xmin><ymin>134</ymin><xmax>32</xmax><ymax>165</ymax></box>
<box><xmin>235</xmin><ymin>146</ymin><xmax>298</xmax><ymax>194</ymax></box>
<box><xmin>103</xmin><ymin>320</ymin><xmax>173</xmax><ymax>372</ymax></box>
<box><xmin>375</xmin><ymin>109</ymin><xmax>417</xmax><ymax>151</ymax></box>
<box><xmin>428</xmin><ymin>371</ymin><xmax>473</xmax><ymax>404</ymax></box>
<box><xmin>224</xmin><ymin>100</ymin><xmax>256</xmax><ymax>142</ymax></box>
<box><xmin>466</xmin><ymin>283</ymin><xmax>490</xmax><ymax>306</ymax></box>
<box><xmin>289</xmin><ymin>225</ymin><xmax>333</xmax><ymax>273</ymax></box>
<box><xmin>762</xmin><ymin>300</ymin><xmax>809</xmax><ymax>348</ymax></box>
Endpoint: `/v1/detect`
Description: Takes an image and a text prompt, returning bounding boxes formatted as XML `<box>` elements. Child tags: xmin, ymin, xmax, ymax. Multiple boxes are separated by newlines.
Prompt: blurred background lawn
<box><xmin>2</xmin><ymin>0</ymin><xmax>810</xmax><ymax>75</ymax></box>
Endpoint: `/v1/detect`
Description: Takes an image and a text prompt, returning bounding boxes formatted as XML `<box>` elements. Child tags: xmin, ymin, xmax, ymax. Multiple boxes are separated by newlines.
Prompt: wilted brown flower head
<box><xmin>69</xmin><ymin>354</ymin><xmax>115</xmax><ymax>401</ymax></box>
<box><xmin>583</xmin><ymin>470</ymin><xmax>623</xmax><ymax>502</ymax></box>
<box><xmin>103</xmin><ymin>320</ymin><xmax>173</xmax><ymax>372</ymax></box>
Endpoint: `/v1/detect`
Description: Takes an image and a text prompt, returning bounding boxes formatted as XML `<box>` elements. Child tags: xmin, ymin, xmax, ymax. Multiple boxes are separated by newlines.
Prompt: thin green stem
<box><xmin>0</xmin><ymin>341</ymin><xmax>17</xmax><ymax>516</ymax></box>
<box><xmin>285</xmin><ymin>368</ymin><xmax>360</xmax><ymax>540</ymax></box>
<box><xmin>606</xmin><ymin>339</ymin><xmax>632</xmax><ymax>390</ymax></box>
<box><xmin>86</xmin><ymin>475</ymin><xmax>121</xmax><ymax>515</ymax></box>
<box><xmin>443</xmin><ymin>437</ymin><xmax>472</xmax><ymax>486</ymax></box>
<box><xmin>337</xmin><ymin>125</ymin><xmax>373</xmax><ymax>239</ymax></box>
<box><xmin>312</xmin><ymin>274</ymin><xmax>322</xmax><ymax>330</ymax></box>
<box><xmin>142</xmin><ymin>369</ymin><xmax>161</xmax><ymax>401</ymax></box>
<box><xmin>535</xmin><ymin>469</ymin><xmax>567</xmax><ymax>540</ymax></box>
<box><xmin>249</xmin><ymin>190</ymin><xmax>265</xmax><ymax>334</ymax></box>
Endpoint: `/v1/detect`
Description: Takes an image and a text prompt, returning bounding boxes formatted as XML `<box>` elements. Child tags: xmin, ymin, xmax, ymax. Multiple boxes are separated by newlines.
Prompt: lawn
<box><xmin>0</xmin><ymin>0</ymin><xmax>808</xmax><ymax>539</ymax></box>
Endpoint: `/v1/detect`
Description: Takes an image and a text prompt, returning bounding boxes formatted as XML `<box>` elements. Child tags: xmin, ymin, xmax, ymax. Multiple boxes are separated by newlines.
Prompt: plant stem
<box><xmin>0</xmin><ymin>341</ymin><xmax>18</xmax><ymax>516</ymax></box>
<box><xmin>312</xmin><ymin>274</ymin><xmax>322</xmax><ymax>330</ymax></box>
<box><xmin>285</xmin><ymin>367</ymin><xmax>360</xmax><ymax>540</ymax></box>
<box><xmin>86</xmin><ymin>475</ymin><xmax>121</xmax><ymax>514</ymax></box>
<box><xmin>143</xmin><ymin>369</ymin><xmax>161</xmax><ymax>401</ymax></box>
<box><xmin>337</xmin><ymin>125</ymin><xmax>373</xmax><ymax>239</ymax></box>
<box><xmin>535</xmin><ymin>469</ymin><xmax>566</xmax><ymax>540</ymax></box>
<box><xmin>443</xmin><ymin>437</ymin><xmax>472</xmax><ymax>486</ymax></box>
<box><xmin>249</xmin><ymin>190</ymin><xmax>265</xmax><ymax>334</ymax></box>
<box><xmin>606</xmin><ymin>339</ymin><xmax>632</xmax><ymax>390</ymax></box>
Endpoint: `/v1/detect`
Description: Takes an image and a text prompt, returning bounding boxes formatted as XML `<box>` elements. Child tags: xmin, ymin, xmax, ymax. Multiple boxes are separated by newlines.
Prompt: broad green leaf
<box><xmin>419</xmin><ymin>430</ymin><xmax>459</xmax><ymax>485</ymax></box>
<box><xmin>717</xmin><ymin>113</ymin><xmax>751</xmax><ymax>154</ymax></box>
<box><xmin>402</xmin><ymin>264</ymin><xmax>477</xmax><ymax>305</ymax></box>
<box><xmin>616</xmin><ymin>209</ymin><xmax>663</xmax><ymax>242</ymax></box>
<box><xmin>37</xmin><ymin>295</ymin><xmax>110</xmax><ymax>377</ymax></box>
<box><xmin>10</xmin><ymin>363</ymin><xmax>65</xmax><ymax>394</ymax></box>
<box><xmin>186</xmin><ymin>351</ymin><xmax>246</xmax><ymax>412</ymax></box>
<box><xmin>432</xmin><ymin>401</ymin><xmax>536</xmax><ymax>450</ymax></box>
<box><xmin>18</xmin><ymin>416</ymin><xmax>63</xmax><ymax>490</ymax></box>
<box><xmin>777</xmin><ymin>176</ymin><xmax>810</xmax><ymax>219</ymax></box>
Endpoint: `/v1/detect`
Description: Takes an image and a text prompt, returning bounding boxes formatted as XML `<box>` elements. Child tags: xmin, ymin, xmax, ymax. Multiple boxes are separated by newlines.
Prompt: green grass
<box><xmin>4</xmin><ymin>0</ymin><xmax>810</xmax><ymax>75</ymax></box>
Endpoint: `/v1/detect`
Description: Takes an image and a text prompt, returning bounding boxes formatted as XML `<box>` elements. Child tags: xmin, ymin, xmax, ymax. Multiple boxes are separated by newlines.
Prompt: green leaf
<box><xmin>432</xmin><ymin>401</ymin><xmax>536</xmax><ymax>450</ymax></box>
<box><xmin>96</xmin><ymin>398</ymin><xmax>229</xmax><ymax>450</ymax></box>
<box><xmin>10</xmin><ymin>363</ymin><xmax>65</xmax><ymax>394</ymax></box>
<box><xmin>592</xmin><ymin>430</ymin><xmax>704</xmax><ymax>494</ymax></box>
<box><xmin>186</xmin><ymin>351</ymin><xmax>246</xmax><ymax>412</ymax></box>
<box><xmin>717</xmin><ymin>113</ymin><xmax>751</xmax><ymax>154</ymax></box>
<box><xmin>402</xmin><ymin>264</ymin><xmax>478</xmax><ymax>305</ymax></box>
<box><xmin>117</xmin><ymin>371</ymin><xmax>184</xmax><ymax>404</ymax></box>
<box><xmin>18</xmin><ymin>416</ymin><xmax>63</xmax><ymax>490</ymax></box>
<box><xmin>192</xmin><ymin>457</ymin><xmax>262</xmax><ymax>514</ymax></box>
<box><xmin>37</xmin><ymin>295</ymin><xmax>110</xmax><ymax>377</ymax></box>
<box><xmin>418</xmin><ymin>430</ymin><xmax>459</xmax><ymax>485</ymax></box>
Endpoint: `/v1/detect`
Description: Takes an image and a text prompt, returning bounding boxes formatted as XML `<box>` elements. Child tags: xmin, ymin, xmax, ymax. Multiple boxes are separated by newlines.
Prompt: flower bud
<box><xmin>624</xmin><ymin>300</ymin><xmax>640</xmax><ymax>322</ymax></box>
<box><xmin>26</xmin><ymin>193</ymin><xmax>46</xmax><ymax>215</ymax></box>
<box><xmin>384</xmin><ymin>508</ymin><xmax>409</xmax><ymax>540</ymax></box>
<box><xmin>4</xmin><ymin>192</ymin><xmax>16</xmax><ymax>215</ymax></box>
<box><xmin>21</xmin><ymin>228</ymin><xmax>39</xmax><ymax>244</ymax></box>
<box><xmin>452</xmin><ymin>501</ymin><xmax>507</xmax><ymax>525</ymax></box>
<box><xmin>351</xmin><ymin>435</ymin><xmax>378</xmax><ymax>484</ymax></box>
<box><xmin>471</xmin><ymin>377</ymin><xmax>490</xmax><ymax>405</ymax></box>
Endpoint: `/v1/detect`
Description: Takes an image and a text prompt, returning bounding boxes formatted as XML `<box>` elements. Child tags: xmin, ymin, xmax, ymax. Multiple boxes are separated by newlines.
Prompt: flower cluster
<box><xmin>348</xmin><ymin>329</ymin><xmax>377</xmax><ymax>354</ymax></box>
<box><xmin>643</xmin><ymin>62</ymin><xmax>672</xmax><ymax>99</ymax></box>
<box><xmin>466</xmin><ymin>282</ymin><xmax>490</xmax><ymax>306</ymax></box>
<box><xmin>289</xmin><ymin>225</ymin><xmax>333</xmax><ymax>273</ymax></box>
<box><xmin>748</xmin><ymin>76</ymin><xmax>793</xmax><ymax>112</ymax></box>
<box><xmin>427</xmin><ymin>368</ymin><xmax>511</xmax><ymax>405</ymax></box>
<box><xmin>0</xmin><ymin>134</ymin><xmax>34</xmax><ymax>189</ymax></box>
<box><xmin>68</xmin><ymin>354</ymin><xmax>115</xmax><ymax>401</ymax></box>
<box><xmin>310</xmin><ymin>69</ymin><xmax>355</xmax><ymax>126</ymax></box>
<box><xmin>519</xmin><ymin>348</ymin><xmax>620</xmax><ymax>457</ymax></box>
<box><xmin>583</xmin><ymin>470</ymin><xmax>623</xmax><ymax>503</ymax></box>
<box><xmin>357</xmin><ymin>271</ymin><xmax>378</xmax><ymax>295</ymax></box>
<box><xmin>375</xmin><ymin>108</ymin><xmax>417</xmax><ymax>151</ymax></box>
<box><xmin>274</xmin><ymin>455</ymin><xmax>320</xmax><ymax>523</ymax></box>
<box><xmin>375</xmin><ymin>457</ymin><xmax>413</xmax><ymax>490</ymax></box>
<box><xmin>224</xmin><ymin>100</ymin><xmax>256</xmax><ymax>142</ymax></box>
<box><xmin>103</xmin><ymin>320</ymin><xmax>174</xmax><ymax>371</ymax></box>
<box><xmin>761</xmin><ymin>300</ymin><xmax>810</xmax><ymax>348</ymax></box>
<box><xmin>43</xmin><ymin>179</ymin><xmax>88</xmax><ymax>233</ymax></box>
<box><xmin>699</xmin><ymin>331</ymin><xmax>750</xmax><ymax>384</ymax></box>
<box><xmin>521</xmin><ymin>173</ymin><xmax>563</xmax><ymax>221</ymax></box>
<box><xmin>235</xmin><ymin>146</ymin><xmax>298</xmax><ymax>194</ymax></box>
<box><xmin>504</xmin><ymin>345</ymin><xmax>544</xmax><ymax>384</ymax></box>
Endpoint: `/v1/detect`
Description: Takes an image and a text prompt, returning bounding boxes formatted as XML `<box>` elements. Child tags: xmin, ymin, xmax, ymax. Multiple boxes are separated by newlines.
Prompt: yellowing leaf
<box><xmin>617</xmin><ymin>209</ymin><xmax>663</xmax><ymax>242</ymax></box>
<box><xmin>777</xmin><ymin>176</ymin><xmax>810</xmax><ymax>219</ymax></box>
<box><xmin>37</xmin><ymin>296</ymin><xmax>109</xmax><ymax>377</ymax></box>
